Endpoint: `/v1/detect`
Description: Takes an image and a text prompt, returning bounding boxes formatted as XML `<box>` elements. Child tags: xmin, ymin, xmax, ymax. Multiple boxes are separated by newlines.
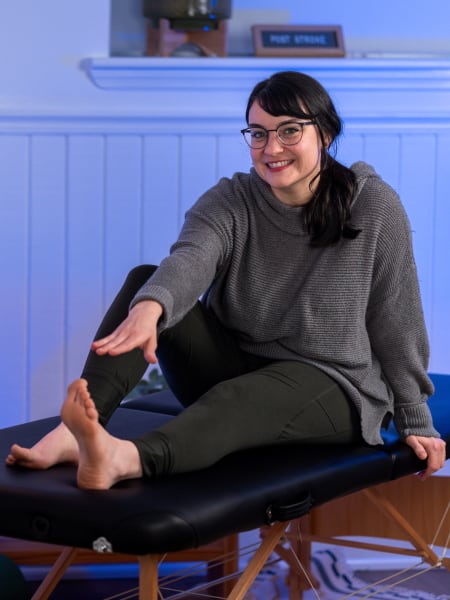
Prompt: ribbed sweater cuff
<box><xmin>129</xmin><ymin>285</ymin><xmax>174</xmax><ymax>330</ymax></box>
<box><xmin>394</xmin><ymin>403</ymin><xmax>440</xmax><ymax>439</ymax></box>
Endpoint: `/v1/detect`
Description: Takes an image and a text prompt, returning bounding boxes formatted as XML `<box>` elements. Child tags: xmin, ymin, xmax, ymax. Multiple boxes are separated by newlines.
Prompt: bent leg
<box><xmin>6</xmin><ymin>265</ymin><xmax>157</xmax><ymax>471</ymax></box>
<box><xmin>157</xmin><ymin>301</ymin><xmax>266</xmax><ymax>407</ymax></box>
<box><xmin>81</xmin><ymin>265</ymin><xmax>157</xmax><ymax>424</ymax></box>
<box><xmin>134</xmin><ymin>361</ymin><xmax>363</xmax><ymax>477</ymax></box>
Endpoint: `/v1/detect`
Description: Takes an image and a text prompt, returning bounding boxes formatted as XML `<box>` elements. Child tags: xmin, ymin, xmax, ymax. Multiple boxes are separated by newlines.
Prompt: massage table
<box><xmin>0</xmin><ymin>373</ymin><xmax>448</xmax><ymax>599</ymax></box>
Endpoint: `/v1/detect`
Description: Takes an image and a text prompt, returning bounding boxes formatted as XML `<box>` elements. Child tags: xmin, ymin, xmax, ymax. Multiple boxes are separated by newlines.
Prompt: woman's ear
<box><xmin>323</xmin><ymin>134</ymin><xmax>332</xmax><ymax>150</ymax></box>
<box><xmin>315</xmin><ymin>122</ymin><xmax>331</xmax><ymax>151</ymax></box>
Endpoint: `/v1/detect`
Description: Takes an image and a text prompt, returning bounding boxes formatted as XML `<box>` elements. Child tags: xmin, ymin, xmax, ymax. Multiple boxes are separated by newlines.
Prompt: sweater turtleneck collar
<box><xmin>249</xmin><ymin>168</ymin><xmax>309</xmax><ymax>236</ymax></box>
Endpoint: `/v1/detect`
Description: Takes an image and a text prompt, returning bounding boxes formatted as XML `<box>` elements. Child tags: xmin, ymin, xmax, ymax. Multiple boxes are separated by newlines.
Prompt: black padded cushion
<box><xmin>0</xmin><ymin>376</ymin><xmax>448</xmax><ymax>556</ymax></box>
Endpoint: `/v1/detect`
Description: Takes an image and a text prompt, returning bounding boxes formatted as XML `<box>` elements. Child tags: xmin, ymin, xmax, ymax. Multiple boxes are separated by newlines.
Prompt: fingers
<box><xmin>92</xmin><ymin>328</ymin><xmax>140</xmax><ymax>356</ymax></box>
<box><xmin>91</xmin><ymin>326</ymin><xmax>159</xmax><ymax>361</ymax></box>
<box><xmin>420</xmin><ymin>448</ymin><xmax>446</xmax><ymax>481</ymax></box>
<box><xmin>417</xmin><ymin>464</ymin><xmax>438</xmax><ymax>481</ymax></box>
<box><xmin>405</xmin><ymin>435</ymin><xmax>447</xmax><ymax>481</ymax></box>
<box><xmin>142</xmin><ymin>339</ymin><xmax>158</xmax><ymax>364</ymax></box>
<box><xmin>92</xmin><ymin>328</ymin><xmax>155</xmax><ymax>358</ymax></box>
<box><xmin>91</xmin><ymin>301</ymin><xmax>162</xmax><ymax>359</ymax></box>
<box><xmin>405</xmin><ymin>436</ymin><xmax>427</xmax><ymax>459</ymax></box>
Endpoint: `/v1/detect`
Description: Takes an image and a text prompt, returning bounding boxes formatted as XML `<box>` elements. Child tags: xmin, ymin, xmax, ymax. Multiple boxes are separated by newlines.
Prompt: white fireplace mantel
<box><xmin>83</xmin><ymin>56</ymin><xmax>450</xmax><ymax>125</ymax></box>
<box><xmin>85</xmin><ymin>57</ymin><xmax>450</xmax><ymax>91</ymax></box>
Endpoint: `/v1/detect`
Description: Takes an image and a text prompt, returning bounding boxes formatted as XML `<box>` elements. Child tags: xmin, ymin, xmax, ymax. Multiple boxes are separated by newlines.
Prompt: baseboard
<box><xmin>21</xmin><ymin>560</ymin><xmax>202</xmax><ymax>581</ymax></box>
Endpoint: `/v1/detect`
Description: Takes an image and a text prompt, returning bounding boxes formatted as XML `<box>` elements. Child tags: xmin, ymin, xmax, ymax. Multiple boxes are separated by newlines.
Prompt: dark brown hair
<box><xmin>246</xmin><ymin>71</ymin><xmax>360</xmax><ymax>246</ymax></box>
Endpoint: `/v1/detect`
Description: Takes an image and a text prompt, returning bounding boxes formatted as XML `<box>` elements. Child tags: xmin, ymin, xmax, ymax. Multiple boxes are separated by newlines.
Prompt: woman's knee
<box><xmin>125</xmin><ymin>265</ymin><xmax>158</xmax><ymax>288</ymax></box>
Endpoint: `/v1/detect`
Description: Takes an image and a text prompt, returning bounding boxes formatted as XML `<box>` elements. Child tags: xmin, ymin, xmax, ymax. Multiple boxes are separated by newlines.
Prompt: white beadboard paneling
<box><xmin>66</xmin><ymin>136</ymin><xmax>106</xmax><ymax>382</ymax></box>
<box><xmin>0</xmin><ymin>136</ymin><xmax>29</xmax><ymax>426</ymax></box>
<box><xmin>336</xmin><ymin>132</ymin><xmax>365</xmax><ymax>168</ymax></box>
<box><xmin>141</xmin><ymin>135</ymin><xmax>181</xmax><ymax>264</ymax></box>
<box><xmin>180</xmin><ymin>135</ymin><xmax>218</xmax><ymax>218</ymax></box>
<box><xmin>363</xmin><ymin>135</ymin><xmax>401</xmax><ymax>191</ymax></box>
<box><xmin>28</xmin><ymin>136</ymin><xmax>67</xmax><ymax>419</ymax></box>
<box><xmin>398</xmin><ymin>134</ymin><xmax>437</xmax><ymax>336</ymax></box>
<box><xmin>104</xmin><ymin>136</ymin><xmax>143</xmax><ymax>305</ymax></box>
<box><xmin>432</xmin><ymin>135</ymin><xmax>450</xmax><ymax>372</ymax></box>
<box><xmin>217</xmin><ymin>134</ymin><xmax>251</xmax><ymax>180</ymax></box>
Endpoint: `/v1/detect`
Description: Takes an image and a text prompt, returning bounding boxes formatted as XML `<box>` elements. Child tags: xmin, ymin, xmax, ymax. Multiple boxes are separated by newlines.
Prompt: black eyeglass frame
<box><xmin>240</xmin><ymin>120</ymin><xmax>316</xmax><ymax>149</ymax></box>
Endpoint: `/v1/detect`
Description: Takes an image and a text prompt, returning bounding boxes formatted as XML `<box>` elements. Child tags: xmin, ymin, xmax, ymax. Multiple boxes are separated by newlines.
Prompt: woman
<box><xmin>7</xmin><ymin>71</ymin><xmax>446</xmax><ymax>489</ymax></box>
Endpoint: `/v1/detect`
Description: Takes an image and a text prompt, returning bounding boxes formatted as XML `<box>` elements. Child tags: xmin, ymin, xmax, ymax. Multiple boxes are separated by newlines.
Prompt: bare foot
<box><xmin>61</xmin><ymin>378</ymin><xmax>143</xmax><ymax>490</ymax></box>
<box><xmin>6</xmin><ymin>422</ymin><xmax>78</xmax><ymax>469</ymax></box>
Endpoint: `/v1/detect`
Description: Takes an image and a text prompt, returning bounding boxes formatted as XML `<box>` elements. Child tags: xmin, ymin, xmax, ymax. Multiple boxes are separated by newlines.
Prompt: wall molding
<box><xmin>84</xmin><ymin>57</ymin><xmax>450</xmax><ymax>93</ymax></box>
<box><xmin>82</xmin><ymin>57</ymin><xmax>450</xmax><ymax>124</ymax></box>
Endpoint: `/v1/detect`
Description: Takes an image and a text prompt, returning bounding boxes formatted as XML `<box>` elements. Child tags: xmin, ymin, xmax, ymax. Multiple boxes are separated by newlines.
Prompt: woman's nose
<box><xmin>264</xmin><ymin>131</ymin><xmax>284</xmax><ymax>153</ymax></box>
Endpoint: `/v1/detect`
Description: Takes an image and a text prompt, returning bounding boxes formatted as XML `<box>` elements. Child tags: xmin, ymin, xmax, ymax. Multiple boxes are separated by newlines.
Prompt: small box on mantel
<box><xmin>252</xmin><ymin>25</ymin><xmax>345</xmax><ymax>57</ymax></box>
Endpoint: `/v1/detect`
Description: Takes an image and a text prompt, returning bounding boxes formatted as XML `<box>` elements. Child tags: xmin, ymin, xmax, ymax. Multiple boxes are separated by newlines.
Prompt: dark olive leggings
<box><xmin>81</xmin><ymin>265</ymin><xmax>362</xmax><ymax>478</ymax></box>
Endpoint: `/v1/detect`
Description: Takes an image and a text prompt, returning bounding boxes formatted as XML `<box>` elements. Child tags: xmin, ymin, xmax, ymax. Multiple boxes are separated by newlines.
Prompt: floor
<box><xmin>23</xmin><ymin>558</ymin><xmax>450</xmax><ymax>599</ymax></box>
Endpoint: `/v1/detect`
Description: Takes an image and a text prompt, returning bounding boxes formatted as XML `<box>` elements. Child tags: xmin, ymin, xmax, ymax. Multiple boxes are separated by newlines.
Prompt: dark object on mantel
<box><xmin>143</xmin><ymin>1</ymin><xmax>231</xmax><ymax>57</ymax></box>
<box><xmin>142</xmin><ymin>0</ymin><xmax>232</xmax><ymax>32</ymax></box>
<box><xmin>170</xmin><ymin>42</ymin><xmax>209</xmax><ymax>57</ymax></box>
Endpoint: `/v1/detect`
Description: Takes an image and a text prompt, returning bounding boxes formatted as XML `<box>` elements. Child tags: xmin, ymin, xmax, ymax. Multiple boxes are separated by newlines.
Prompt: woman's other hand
<box><xmin>404</xmin><ymin>435</ymin><xmax>447</xmax><ymax>480</ymax></box>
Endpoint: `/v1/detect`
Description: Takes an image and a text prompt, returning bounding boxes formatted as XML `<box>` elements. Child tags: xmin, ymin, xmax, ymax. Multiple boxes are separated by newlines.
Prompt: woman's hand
<box><xmin>91</xmin><ymin>300</ymin><xmax>163</xmax><ymax>364</ymax></box>
<box><xmin>404</xmin><ymin>435</ymin><xmax>447</xmax><ymax>480</ymax></box>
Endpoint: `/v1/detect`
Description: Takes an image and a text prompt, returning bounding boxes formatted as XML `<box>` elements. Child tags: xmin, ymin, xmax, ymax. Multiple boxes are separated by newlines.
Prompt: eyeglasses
<box><xmin>240</xmin><ymin>120</ymin><xmax>316</xmax><ymax>149</ymax></box>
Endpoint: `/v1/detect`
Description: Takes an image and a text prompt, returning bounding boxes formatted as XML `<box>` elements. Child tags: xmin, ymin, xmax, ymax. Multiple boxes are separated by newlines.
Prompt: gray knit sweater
<box><xmin>132</xmin><ymin>161</ymin><xmax>439</xmax><ymax>445</ymax></box>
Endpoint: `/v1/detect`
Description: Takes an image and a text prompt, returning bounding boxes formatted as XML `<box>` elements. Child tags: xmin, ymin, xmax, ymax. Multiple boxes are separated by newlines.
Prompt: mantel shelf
<box><xmin>85</xmin><ymin>56</ymin><xmax>450</xmax><ymax>92</ymax></box>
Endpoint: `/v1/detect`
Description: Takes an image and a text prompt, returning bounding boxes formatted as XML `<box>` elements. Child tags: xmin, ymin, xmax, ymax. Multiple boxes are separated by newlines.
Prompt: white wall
<box><xmin>0</xmin><ymin>2</ymin><xmax>110</xmax><ymax>109</ymax></box>
<box><xmin>111</xmin><ymin>0</ymin><xmax>450</xmax><ymax>57</ymax></box>
<box><xmin>0</xmin><ymin>1</ymin><xmax>449</xmax><ymax>428</ymax></box>
<box><xmin>235</xmin><ymin>0</ymin><xmax>450</xmax><ymax>55</ymax></box>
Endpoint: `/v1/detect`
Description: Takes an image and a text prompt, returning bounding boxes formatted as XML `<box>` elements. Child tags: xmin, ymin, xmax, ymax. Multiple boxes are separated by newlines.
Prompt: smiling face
<box><xmin>248</xmin><ymin>100</ymin><xmax>324</xmax><ymax>207</ymax></box>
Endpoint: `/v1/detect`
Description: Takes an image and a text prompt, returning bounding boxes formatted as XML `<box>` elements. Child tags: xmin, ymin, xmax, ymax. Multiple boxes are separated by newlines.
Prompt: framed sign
<box><xmin>252</xmin><ymin>25</ymin><xmax>345</xmax><ymax>58</ymax></box>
